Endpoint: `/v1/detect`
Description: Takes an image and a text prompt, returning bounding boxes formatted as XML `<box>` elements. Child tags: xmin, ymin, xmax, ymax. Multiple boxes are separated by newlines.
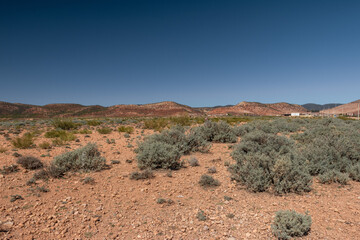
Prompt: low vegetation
<box><xmin>52</xmin><ymin>119</ymin><xmax>79</xmax><ymax>130</ymax></box>
<box><xmin>129</xmin><ymin>169</ymin><xmax>154</xmax><ymax>180</ymax></box>
<box><xmin>45</xmin><ymin>130</ymin><xmax>76</xmax><ymax>142</ymax></box>
<box><xmin>97</xmin><ymin>127</ymin><xmax>112</xmax><ymax>134</ymax></box>
<box><xmin>118</xmin><ymin>126</ymin><xmax>134</xmax><ymax>134</ymax></box>
<box><xmin>52</xmin><ymin>143</ymin><xmax>106</xmax><ymax>173</ymax></box>
<box><xmin>230</xmin><ymin>130</ymin><xmax>312</xmax><ymax>194</ymax></box>
<box><xmin>0</xmin><ymin>164</ymin><xmax>19</xmax><ymax>175</ymax></box>
<box><xmin>12</xmin><ymin>133</ymin><xmax>34</xmax><ymax>149</ymax></box>
<box><xmin>199</xmin><ymin>174</ymin><xmax>220</xmax><ymax>188</ymax></box>
<box><xmin>16</xmin><ymin>156</ymin><xmax>43</xmax><ymax>170</ymax></box>
<box><xmin>271</xmin><ymin>210</ymin><xmax>312</xmax><ymax>239</ymax></box>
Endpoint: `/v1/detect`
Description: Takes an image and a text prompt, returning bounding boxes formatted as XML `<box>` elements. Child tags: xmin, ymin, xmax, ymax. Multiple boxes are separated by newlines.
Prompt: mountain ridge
<box><xmin>0</xmin><ymin>100</ymin><xmax>310</xmax><ymax>118</ymax></box>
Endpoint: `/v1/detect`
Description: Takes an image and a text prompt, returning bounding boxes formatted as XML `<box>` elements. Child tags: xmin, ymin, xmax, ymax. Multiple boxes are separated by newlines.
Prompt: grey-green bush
<box><xmin>52</xmin><ymin>143</ymin><xmax>105</xmax><ymax>172</ymax></box>
<box><xmin>230</xmin><ymin>131</ymin><xmax>312</xmax><ymax>194</ymax></box>
<box><xmin>271</xmin><ymin>210</ymin><xmax>311</xmax><ymax>240</ymax></box>
<box><xmin>191</xmin><ymin>120</ymin><xmax>237</xmax><ymax>143</ymax></box>
<box><xmin>199</xmin><ymin>174</ymin><xmax>220</xmax><ymax>188</ymax></box>
<box><xmin>136</xmin><ymin>141</ymin><xmax>181</xmax><ymax>170</ymax></box>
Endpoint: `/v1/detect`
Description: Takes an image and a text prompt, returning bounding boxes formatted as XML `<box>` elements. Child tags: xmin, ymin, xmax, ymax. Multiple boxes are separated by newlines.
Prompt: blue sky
<box><xmin>1</xmin><ymin>0</ymin><xmax>359</xmax><ymax>107</ymax></box>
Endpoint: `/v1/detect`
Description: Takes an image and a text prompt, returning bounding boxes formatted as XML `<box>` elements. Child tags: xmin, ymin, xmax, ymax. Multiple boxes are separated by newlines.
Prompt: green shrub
<box><xmin>199</xmin><ymin>174</ymin><xmax>220</xmax><ymax>188</ymax></box>
<box><xmin>191</xmin><ymin>120</ymin><xmax>237</xmax><ymax>143</ymax></box>
<box><xmin>348</xmin><ymin>163</ymin><xmax>360</xmax><ymax>181</ymax></box>
<box><xmin>136</xmin><ymin>142</ymin><xmax>181</xmax><ymax>170</ymax></box>
<box><xmin>46</xmin><ymin>163</ymin><xmax>66</xmax><ymax>178</ymax></box>
<box><xmin>78</xmin><ymin>129</ymin><xmax>92</xmax><ymax>134</ymax></box>
<box><xmin>52</xmin><ymin>143</ymin><xmax>106</xmax><ymax>172</ymax></box>
<box><xmin>129</xmin><ymin>169</ymin><xmax>154</xmax><ymax>180</ymax></box>
<box><xmin>97</xmin><ymin>127</ymin><xmax>112</xmax><ymax>134</ymax></box>
<box><xmin>188</xmin><ymin>157</ymin><xmax>199</xmax><ymax>167</ymax></box>
<box><xmin>230</xmin><ymin>131</ymin><xmax>312</xmax><ymax>194</ymax></box>
<box><xmin>86</xmin><ymin>120</ymin><xmax>102</xmax><ymax>126</ymax></box>
<box><xmin>294</xmin><ymin>119</ymin><xmax>360</xmax><ymax>182</ymax></box>
<box><xmin>45</xmin><ymin>130</ymin><xmax>76</xmax><ymax>141</ymax></box>
<box><xmin>143</xmin><ymin>118</ymin><xmax>168</xmax><ymax>131</ymax></box>
<box><xmin>38</xmin><ymin>141</ymin><xmax>51</xmax><ymax>149</ymax></box>
<box><xmin>318</xmin><ymin>170</ymin><xmax>349</xmax><ymax>185</ymax></box>
<box><xmin>118</xmin><ymin>126</ymin><xmax>134</xmax><ymax>134</ymax></box>
<box><xmin>271</xmin><ymin>210</ymin><xmax>311</xmax><ymax>239</ymax></box>
<box><xmin>52</xmin><ymin>119</ymin><xmax>78</xmax><ymax>130</ymax></box>
<box><xmin>17</xmin><ymin>156</ymin><xmax>43</xmax><ymax>170</ymax></box>
<box><xmin>12</xmin><ymin>133</ymin><xmax>34</xmax><ymax>149</ymax></box>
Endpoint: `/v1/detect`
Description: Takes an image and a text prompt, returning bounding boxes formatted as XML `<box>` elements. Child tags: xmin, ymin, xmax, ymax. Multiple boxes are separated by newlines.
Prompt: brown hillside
<box><xmin>320</xmin><ymin>99</ymin><xmax>360</xmax><ymax>115</ymax></box>
<box><xmin>96</xmin><ymin>101</ymin><xmax>203</xmax><ymax>117</ymax></box>
<box><xmin>208</xmin><ymin>101</ymin><xmax>308</xmax><ymax>116</ymax></box>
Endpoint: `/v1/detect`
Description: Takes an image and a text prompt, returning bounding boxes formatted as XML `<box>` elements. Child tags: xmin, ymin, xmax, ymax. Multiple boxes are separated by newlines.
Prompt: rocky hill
<box><xmin>319</xmin><ymin>99</ymin><xmax>360</xmax><ymax>115</ymax></box>
<box><xmin>0</xmin><ymin>101</ymin><xmax>202</xmax><ymax>118</ymax></box>
<box><xmin>207</xmin><ymin>101</ymin><xmax>308</xmax><ymax>116</ymax></box>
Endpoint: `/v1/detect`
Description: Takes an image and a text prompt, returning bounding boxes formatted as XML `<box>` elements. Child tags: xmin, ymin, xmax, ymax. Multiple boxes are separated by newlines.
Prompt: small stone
<box><xmin>203</xmin><ymin>226</ymin><xmax>209</xmax><ymax>231</ymax></box>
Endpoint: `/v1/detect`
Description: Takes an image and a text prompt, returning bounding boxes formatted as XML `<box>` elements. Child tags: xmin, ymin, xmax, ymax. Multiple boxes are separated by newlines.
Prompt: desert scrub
<box><xmin>294</xmin><ymin>118</ymin><xmax>360</xmax><ymax>182</ymax></box>
<box><xmin>348</xmin><ymin>163</ymin><xmax>360</xmax><ymax>181</ymax></box>
<box><xmin>271</xmin><ymin>210</ymin><xmax>311</xmax><ymax>239</ymax></box>
<box><xmin>191</xmin><ymin>120</ymin><xmax>237</xmax><ymax>143</ymax></box>
<box><xmin>136</xmin><ymin>142</ymin><xmax>181</xmax><ymax>170</ymax></box>
<box><xmin>45</xmin><ymin>130</ymin><xmax>76</xmax><ymax>141</ymax></box>
<box><xmin>188</xmin><ymin>157</ymin><xmax>199</xmax><ymax>167</ymax></box>
<box><xmin>86</xmin><ymin>120</ymin><xmax>102</xmax><ymax>126</ymax></box>
<box><xmin>17</xmin><ymin>156</ymin><xmax>43</xmax><ymax>170</ymax></box>
<box><xmin>199</xmin><ymin>174</ymin><xmax>220</xmax><ymax>188</ymax></box>
<box><xmin>52</xmin><ymin>119</ymin><xmax>79</xmax><ymax>130</ymax></box>
<box><xmin>207</xmin><ymin>167</ymin><xmax>217</xmax><ymax>173</ymax></box>
<box><xmin>143</xmin><ymin>118</ymin><xmax>168</xmax><ymax>131</ymax></box>
<box><xmin>318</xmin><ymin>170</ymin><xmax>349</xmax><ymax>185</ymax></box>
<box><xmin>82</xmin><ymin>176</ymin><xmax>95</xmax><ymax>184</ymax></box>
<box><xmin>52</xmin><ymin>143</ymin><xmax>105</xmax><ymax>173</ymax></box>
<box><xmin>230</xmin><ymin>131</ymin><xmax>312</xmax><ymax>194</ymax></box>
<box><xmin>97</xmin><ymin>127</ymin><xmax>112</xmax><ymax>134</ymax></box>
<box><xmin>12</xmin><ymin>133</ymin><xmax>34</xmax><ymax>149</ymax></box>
<box><xmin>78</xmin><ymin>129</ymin><xmax>92</xmax><ymax>134</ymax></box>
<box><xmin>0</xmin><ymin>164</ymin><xmax>19</xmax><ymax>175</ymax></box>
<box><xmin>118</xmin><ymin>126</ymin><xmax>134</xmax><ymax>134</ymax></box>
<box><xmin>129</xmin><ymin>169</ymin><xmax>154</xmax><ymax>180</ymax></box>
<box><xmin>38</xmin><ymin>141</ymin><xmax>51</xmax><ymax>149</ymax></box>
<box><xmin>0</xmin><ymin>146</ymin><xmax>7</xmax><ymax>153</ymax></box>
<box><xmin>135</xmin><ymin>125</ymin><xmax>211</xmax><ymax>170</ymax></box>
<box><xmin>143</xmin><ymin>125</ymin><xmax>209</xmax><ymax>155</ymax></box>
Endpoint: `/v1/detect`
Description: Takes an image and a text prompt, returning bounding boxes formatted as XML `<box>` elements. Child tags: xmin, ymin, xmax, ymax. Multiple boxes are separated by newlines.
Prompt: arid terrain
<box><xmin>0</xmin><ymin>101</ymin><xmax>308</xmax><ymax>118</ymax></box>
<box><xmin>0</xmin><ymin>117</ymin><xmax>359</xmax><ymax>240</ymax></box>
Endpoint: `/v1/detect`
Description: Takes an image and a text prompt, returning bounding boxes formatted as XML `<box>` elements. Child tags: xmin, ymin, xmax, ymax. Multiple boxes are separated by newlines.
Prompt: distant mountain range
<box><xmin>301</xmin><ymin>103</ymin><xmax>343</xmax><ymax>112</ymax></box>
<box><xmin>0</xmin><ymin>100</ymin><xmax>309</xmax><ymax>118</ymax></box>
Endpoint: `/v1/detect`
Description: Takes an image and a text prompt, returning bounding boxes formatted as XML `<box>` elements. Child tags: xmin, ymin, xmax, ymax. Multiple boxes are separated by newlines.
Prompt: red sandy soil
<box><xmin>0</xmin><ymin>128</ymin><xmax>359</xmax><ymax>240</ymax></box>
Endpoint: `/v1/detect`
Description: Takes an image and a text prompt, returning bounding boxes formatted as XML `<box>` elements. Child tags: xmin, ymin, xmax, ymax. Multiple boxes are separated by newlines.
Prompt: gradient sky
<box><xmin>1</xmin><ymin>0</ymin><xmax>360</xmax><ymax>107</ymax></box>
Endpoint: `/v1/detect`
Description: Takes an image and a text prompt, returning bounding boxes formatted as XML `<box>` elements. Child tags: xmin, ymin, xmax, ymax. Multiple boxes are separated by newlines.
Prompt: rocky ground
<box><xmin>1</xmin><ymin>128</ymin><xmax>360</xmax><ymax>239</ymax></box>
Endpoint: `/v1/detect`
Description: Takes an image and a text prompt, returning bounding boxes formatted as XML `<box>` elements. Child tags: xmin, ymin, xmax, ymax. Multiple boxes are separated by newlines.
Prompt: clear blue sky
<box><xmin>1</xmin><ymin>0</ymin><xmax>359</xmax><ymax>107</ymax></box>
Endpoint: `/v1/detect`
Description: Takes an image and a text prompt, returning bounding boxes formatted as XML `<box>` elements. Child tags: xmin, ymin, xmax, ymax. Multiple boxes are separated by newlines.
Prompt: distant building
<box><xmin>291</xmin><ymin>113</ymin><xmax>300</xmax><ymax>117</ymax></box>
